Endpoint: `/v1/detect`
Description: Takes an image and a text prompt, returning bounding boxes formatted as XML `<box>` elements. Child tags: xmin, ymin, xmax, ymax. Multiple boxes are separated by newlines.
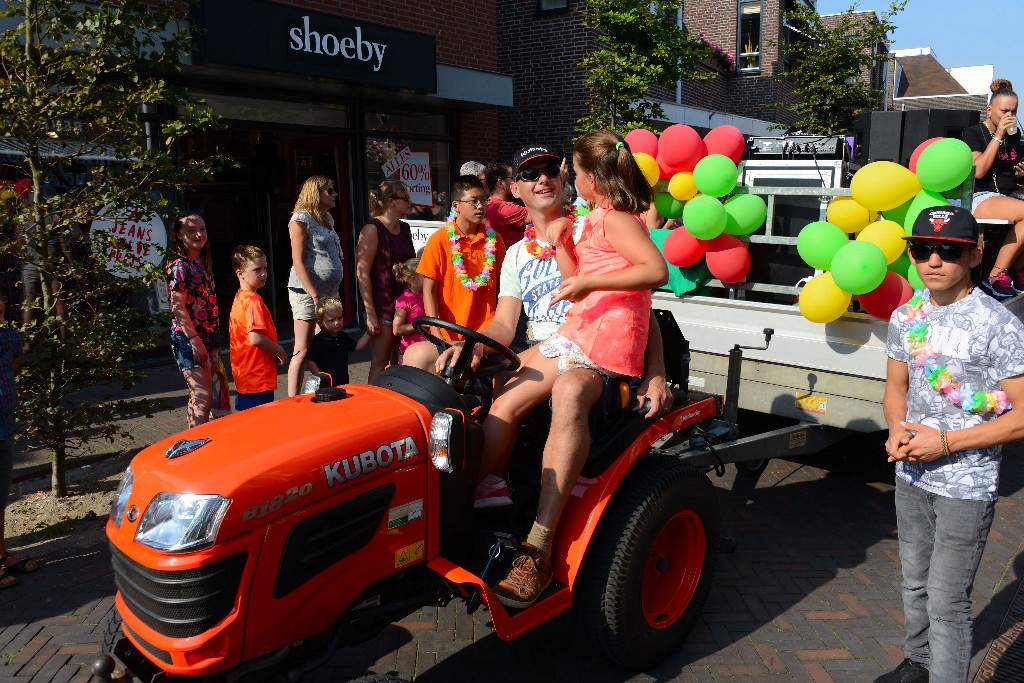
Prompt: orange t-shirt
<box><xmin>229</xmin><ymin>290</ymin><xmax>278</xmax><ymax>394</ymax></box>
<box><xmin>417</xmin><ymin>223</ymin><xmax>505</xmax><ymax>341</ymax></box>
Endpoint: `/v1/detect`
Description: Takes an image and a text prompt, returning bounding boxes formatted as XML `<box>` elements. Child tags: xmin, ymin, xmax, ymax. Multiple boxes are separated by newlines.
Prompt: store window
<box><xmin>364</xmin><ymin>110</ymin><xmax>453</xmax><ymax>222</ymax></box>
<box><xmin>739</xmin><ymin>0</ymin><xmax>761</xmax><ymax>73</ymax></box>
<box><xmin>538</xmin><ymin>0</ymin><xmax>569</xmax><ymax>14</ymax></box>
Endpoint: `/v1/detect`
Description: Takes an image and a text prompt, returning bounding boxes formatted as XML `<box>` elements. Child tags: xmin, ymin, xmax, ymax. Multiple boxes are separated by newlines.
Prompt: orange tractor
<box><xmin>97</xmin><ymin>315</ymin><xmax>728</xmax><ymax>682</ymax></box>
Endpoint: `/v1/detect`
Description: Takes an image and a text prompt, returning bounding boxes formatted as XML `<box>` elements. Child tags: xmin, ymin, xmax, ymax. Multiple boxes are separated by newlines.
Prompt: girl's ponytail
<box><xmin>574</xmin><ymin>131</ymin><xmax>652</xmax><ymax>214</ymax></box>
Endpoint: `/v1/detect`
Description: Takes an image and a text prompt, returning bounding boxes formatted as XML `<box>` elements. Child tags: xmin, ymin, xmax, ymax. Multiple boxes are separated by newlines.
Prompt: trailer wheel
<box><xmin>573</xmin><ymin>455</ymin><xmax>720</xmax><ymax>669</ymax></box>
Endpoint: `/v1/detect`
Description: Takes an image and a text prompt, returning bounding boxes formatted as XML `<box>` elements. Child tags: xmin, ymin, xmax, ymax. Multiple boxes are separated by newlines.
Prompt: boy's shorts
<box><xmin>288</xmin><ymin>287</ymin><xmax>315</xmax><ymax>321</ymax></box>
<box><xmin>236</xmin><ymin>389</ymin><xmax>275</xmax><ymax>411</ymax></box>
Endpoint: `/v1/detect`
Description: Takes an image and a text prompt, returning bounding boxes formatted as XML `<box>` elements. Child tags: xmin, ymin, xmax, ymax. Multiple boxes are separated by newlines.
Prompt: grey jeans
<box><xmin>895</xmin><ymin>476</ymin><xmax>994</xmax><ymax>682</ymax></box>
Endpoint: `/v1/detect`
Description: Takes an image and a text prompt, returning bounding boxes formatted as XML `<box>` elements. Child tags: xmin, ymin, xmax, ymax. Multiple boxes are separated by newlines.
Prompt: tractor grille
<box><xmin>110</xmin><ymin>543</ymin><xmax>247</xmax><ymax>639</ymax></box>
<box><xmin>275</xmin><ymin>484</ymin><xmax>394</xmax><ymax>597</ymax></box>
<box><xmin>124</xmin><ymin>622</ymin><xmax>173</xmax><ymax>665</ymax></box>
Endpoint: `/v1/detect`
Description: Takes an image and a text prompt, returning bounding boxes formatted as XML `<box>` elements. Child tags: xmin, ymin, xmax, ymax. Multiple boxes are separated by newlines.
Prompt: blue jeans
<box><xmin>895</xmin><ymin>477</ymin><xmax>994</xmax><ymax>682</ymax></box>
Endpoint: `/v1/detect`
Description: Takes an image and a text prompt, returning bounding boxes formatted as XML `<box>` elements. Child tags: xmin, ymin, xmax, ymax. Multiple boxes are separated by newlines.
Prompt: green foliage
<box><xmin>0</xmin><ymin>0</ymin><xmax>228</xmax><ymax>496</ymax></box>
<box><xmin>577</xmin><ymin>0</ymin><xmax>716</xmax><ymax>135</ymax></box>
<box><xmin>773</xmin><ymin>1</ymin><xmax>907</xmax><ymax>134</ymax></box>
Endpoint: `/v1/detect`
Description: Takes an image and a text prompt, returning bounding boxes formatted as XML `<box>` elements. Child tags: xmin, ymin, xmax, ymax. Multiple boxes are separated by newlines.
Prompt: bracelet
<box><xmin>940</xmin><ymin>429</ymin><xmax>950</xmax><ymax>457</ymax></box>
<box><xmin>187</xmin><ymin>335</ymin><xmax>197</xmax><ymax>341</ymax></box>
<box><xmin>992</xmin><ymin>137</ymin><xmax>1004</xmax><ymax>144</ymax></box>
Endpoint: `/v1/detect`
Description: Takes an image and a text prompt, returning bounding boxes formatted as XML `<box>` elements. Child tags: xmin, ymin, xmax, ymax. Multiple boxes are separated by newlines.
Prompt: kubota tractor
<box><xmin>98</xmin><ymin>314</ymin><xmax>724</xmax><ymax>682</ymax></box>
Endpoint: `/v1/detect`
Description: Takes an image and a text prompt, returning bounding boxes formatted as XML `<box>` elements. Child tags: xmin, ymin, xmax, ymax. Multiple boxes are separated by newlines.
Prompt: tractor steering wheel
<box><xmin>412</xmin><ymin>316</ymin><xmax>521</xmax><ymax>385</ymax></box>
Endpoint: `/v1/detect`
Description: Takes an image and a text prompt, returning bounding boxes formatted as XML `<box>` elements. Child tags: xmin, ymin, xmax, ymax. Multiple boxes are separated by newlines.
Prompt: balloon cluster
<box><xmin>796</xmin><ymin>137</ymin><xmax>974</xmax><ymax>324</ymax></box>
<box><xmin>632</xmin><ymin>124</ymin><xmax>767</xmax><ymax>283</ymax></box>
<box><xmin>0</xmin><ymin>179</ymin><xmax>32</xmax><ymax>201</ymax></box>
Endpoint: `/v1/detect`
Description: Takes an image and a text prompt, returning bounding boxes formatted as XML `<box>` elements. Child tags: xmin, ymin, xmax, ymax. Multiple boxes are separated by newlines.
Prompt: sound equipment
<box><xmin>899</xmin><ymin>109</ymin><xmax>980</xmax><ymax>166</ymax></box>
<box><xmin>748</xmin><ymin>135</ymin><xmax>846</xmax><ymax>159</ymax></box>
<box><xmin>852</xmin><ymin>111</ymin><xmax>904</xmax><ymax>164</ymax></box>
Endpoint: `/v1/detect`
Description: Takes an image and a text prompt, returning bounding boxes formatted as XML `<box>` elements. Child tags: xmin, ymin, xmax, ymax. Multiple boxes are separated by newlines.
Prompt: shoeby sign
<box><xmin>195</xmin><ymin>0</ymin><xmax>436</xmax><ymax>92</ymax></box>
<box><xmin>90</xmin><ymin>206</ymin><xmax>167</xmax><ymax>279</ymax></box>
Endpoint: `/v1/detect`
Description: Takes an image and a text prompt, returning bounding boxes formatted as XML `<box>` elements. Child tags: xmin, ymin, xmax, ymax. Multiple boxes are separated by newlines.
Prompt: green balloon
<box><xmin>797</xmin><ymin>221</ymin><xmax>850</xmax><ymax>270</ymax></box>
<box><xmin>888</xmin><ymin>251</ymin><xmax>912</xmax><ymax>277</ymax></box>
<box><xmin>831</xmin><ymin>241</ymin><xmax>887</xmax><ymax>294</ymax></box>
<box><xmin>692</xmin><ymin>154</ymin><xmax>739</xmax><ymax>198</ymax></box>
<box><xmin>906</xmin><ymin>260</ymin><xmax>924</xmax><ymax>290</ymax></box>
<box><xmin>654</xmin><ymin>191</ymin><xmax>685</xmax><ymax>219</ymax></box>
<box><xmin>682</xmin><ymin>194</ymin><xmax>727</xmax><ymax>239</ymax></box>
<box><xmin>882</xmin><ymin>195</ymin><xmax>913</xmax><ymax>227</ymax></box>
<box><xmin>903</xmin><ymin>189</ymin><xmax>949</xmax><ymax>235</ymax></box>
<box><xmin>916</xmin><ymin>138</ymin><xmax>974</xmax><ymax>192</ymax></box>
<box><xmin>724</xmin><ymin>194</ymin><xmax>768</xmax><ymax>235</ymax></box>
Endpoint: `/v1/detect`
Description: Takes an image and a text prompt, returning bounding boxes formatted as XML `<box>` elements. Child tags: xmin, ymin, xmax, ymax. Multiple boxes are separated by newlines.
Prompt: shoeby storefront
<box><xmin>179</xmin><ymin>0</ymin><xmax>510</xmax><ymax>331</ymax></box>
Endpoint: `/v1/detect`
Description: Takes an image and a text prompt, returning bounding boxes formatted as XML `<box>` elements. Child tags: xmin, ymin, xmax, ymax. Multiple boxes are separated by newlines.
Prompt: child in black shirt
<box><xmin>305</xmin><ymin>297</ymin><xmax>369</xmax><ymax>386</ymax></box>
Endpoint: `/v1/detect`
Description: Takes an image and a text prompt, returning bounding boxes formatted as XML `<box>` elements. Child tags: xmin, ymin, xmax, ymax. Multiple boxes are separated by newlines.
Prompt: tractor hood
<box><xmin>115</xmin><ymin>385</ymin><xmax>431</xmax><ymax>546</ymax></box>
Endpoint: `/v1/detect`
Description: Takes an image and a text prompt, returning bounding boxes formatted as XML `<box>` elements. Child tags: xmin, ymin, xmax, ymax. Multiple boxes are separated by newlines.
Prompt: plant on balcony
<box><xmin>698</xmin><ymin>36</ymin><xmax>736</xmax><ymax>73</ymax></box>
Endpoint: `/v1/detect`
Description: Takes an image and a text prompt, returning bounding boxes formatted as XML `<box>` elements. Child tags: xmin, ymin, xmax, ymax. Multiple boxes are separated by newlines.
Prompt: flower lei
<box><xmin>446</xmin><ymin>219</ymin><xmax>497</xmax><ymax>290</ymax></box>
<box><xmin>906</xmin><ymin>290</ymin><xmax>1012</xmax><ymax>414</ymax></box>
<box><xmin>523</xmin><ymin>207</ymin><xmax>577</xmax><ymax>260</ymax></box>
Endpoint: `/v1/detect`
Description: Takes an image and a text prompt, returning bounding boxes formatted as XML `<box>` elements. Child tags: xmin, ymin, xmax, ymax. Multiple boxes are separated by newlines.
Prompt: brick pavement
<box><xmin>2</xmin><ymin>354</ymin><xmax>1024</xmax><ymax>682</ymax></box>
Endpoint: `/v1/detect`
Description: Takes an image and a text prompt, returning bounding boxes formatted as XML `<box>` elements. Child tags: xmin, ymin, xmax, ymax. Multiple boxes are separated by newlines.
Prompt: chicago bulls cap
<box><xmin>904</xmin><ymin>206</ymin><xmax>979</xmax><ymax>245</ymax></box>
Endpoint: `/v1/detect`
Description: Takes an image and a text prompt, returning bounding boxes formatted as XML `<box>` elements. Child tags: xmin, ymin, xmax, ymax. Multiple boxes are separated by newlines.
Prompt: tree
<box><xmin>774</xmin><ymin>1</ymin><xmax>907</xmax><ymax>135</ymax></box>
<box><xmin>0</xmin><ymin>0</ymin><xmax>227</xmax><ymax>496</ymax></box>
<box><xmin>577</xmin><ymin>0</ymin><xmax>717</xmax><ymax>135</ymax></box>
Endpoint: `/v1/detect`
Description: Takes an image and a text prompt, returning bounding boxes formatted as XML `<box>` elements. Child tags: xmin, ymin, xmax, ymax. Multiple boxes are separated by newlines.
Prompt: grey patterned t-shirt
<box><xmin>886</xmin><ymin>288</ymin><xmax>1024</xmax><ymax>501</ymax></box>
<box><xmin>286</xmin><ymin>209</ymin><xmax>343</xmax><ymax>298</ymax></box>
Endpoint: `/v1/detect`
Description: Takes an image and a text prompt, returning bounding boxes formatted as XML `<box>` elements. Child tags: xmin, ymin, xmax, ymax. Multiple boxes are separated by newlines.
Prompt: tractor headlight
<box><xmin>135</xmin><ymin>493</ymin><xmax>231</xmax><ymax>552</ymax></box>
<box><xmin>429</xmin><ymin>412</ymin><xmax>455</xmax><ymax>473</ymax></box>
<box><xmin>109</xmin><ymin>467</ymin><xmax>134</xmax><ymax>528</ymax></box>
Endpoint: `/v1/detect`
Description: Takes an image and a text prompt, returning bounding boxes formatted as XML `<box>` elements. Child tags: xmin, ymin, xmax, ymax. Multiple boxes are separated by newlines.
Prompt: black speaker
<box><xmin>899</xmin><ymin>109</ymin><xmax>981</xmax><ymax>166</ymax></box>
<box><xmin>853</xmin><ymin>111</ymin><xmax>905</xmax><ymax>164</ymax></box>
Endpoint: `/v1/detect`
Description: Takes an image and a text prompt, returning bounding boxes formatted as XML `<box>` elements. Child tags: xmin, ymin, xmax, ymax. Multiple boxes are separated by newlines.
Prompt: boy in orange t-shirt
<box><xmin>229</xmin><ymin>245</ymin><xmax>287</xmax><ymax>410</ymax></box>
<box><xmin>402</xmin><ymin>175</ymin><xmax>506</xmax><ymax>372</ymax></box>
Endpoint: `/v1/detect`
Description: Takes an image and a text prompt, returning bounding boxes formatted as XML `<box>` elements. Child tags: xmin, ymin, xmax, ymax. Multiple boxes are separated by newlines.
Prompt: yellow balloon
<box><xmin>826</xmin><ymin>196</ymin><xmax>877</xmax><ymax>234</ymax></box>
<box><xmin>850</xmin><ymin>161</ymin><xmax>922</xmax><ymax>212</ymax></box>
<box><xmin>633</xmin><ymin>152</ymin><xmax>660</xmax><ymax>187</ymax></box>
<box><xmin>0</xmin><ymin>189</ymin><xmax>13</xmax><ymax>202</ymax></box>
<box><xmin>856</xmin><ymin>220</ymin><xmax>906</xmax><ymax>264</ymax></box>
<box><xmin>799</xmin><ymin>272</ymin><xmax>852</xmax><ymax>324</ymax></box>
<box><xmin>668</xmin><ymin>172</ymin><xmax>698</xmax><ymax>201</ymax></box>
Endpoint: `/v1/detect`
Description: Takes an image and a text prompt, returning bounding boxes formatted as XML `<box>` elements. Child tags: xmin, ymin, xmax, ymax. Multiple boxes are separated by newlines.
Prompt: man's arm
<box><xmin>435</xmin><ymin>295</ymin><xmax>521</xmax><ymax>374</ymax></box>
<box><xmin>636</xmin><ymin>310</ymin><xmax>672</xmax><ymax>418</ymax></box>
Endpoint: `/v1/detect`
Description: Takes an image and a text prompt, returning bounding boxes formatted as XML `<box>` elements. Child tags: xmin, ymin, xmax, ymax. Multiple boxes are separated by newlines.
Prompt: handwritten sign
<box><xmin>381</xmin><ymin>145</ymin><xmax>412</xmax><ymax>179</ymax></box>
<box><xmin>399</xmin><ymin>150</ymin><xmax>433</xmax><ymax>206</ymax></box>
<box><xmin>90</xmin><ymin>205</ymin><xmax>167</xmax><ymax>279</ymax></box>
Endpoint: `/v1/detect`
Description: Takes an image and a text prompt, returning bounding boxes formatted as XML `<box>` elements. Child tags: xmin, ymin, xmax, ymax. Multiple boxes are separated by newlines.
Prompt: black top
<box><xmin>306</xmin><ymin>330</ymin><xmax>357</xmax><ymax>386</ymax></box>
<box><xmin>963</xmin><ymin>123</ymin><xmax>1023</xmax><ymax>194</ymax></box>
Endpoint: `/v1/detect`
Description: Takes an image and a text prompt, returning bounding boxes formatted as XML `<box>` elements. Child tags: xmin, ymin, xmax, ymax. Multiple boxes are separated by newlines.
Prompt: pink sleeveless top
<box><xmin>557</xmin><ymin>206</ymin><xmax>651</xmax><ymax>377</ymax></box>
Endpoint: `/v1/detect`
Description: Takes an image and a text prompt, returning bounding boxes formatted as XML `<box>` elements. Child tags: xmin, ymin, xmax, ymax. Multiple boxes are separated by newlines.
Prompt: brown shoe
<box><xmin>493</xmin><ymin>543</ymin><xmax>552</xmax><ymax>609</ymax></box>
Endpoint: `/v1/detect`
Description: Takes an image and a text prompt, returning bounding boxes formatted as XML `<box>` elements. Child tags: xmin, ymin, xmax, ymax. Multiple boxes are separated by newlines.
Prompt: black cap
<box><xmin>513</xmin><ymin>145</ymin><xmax>560</xmax><ymax>173</ymax></box>
<box><xmin>905</xmin><ymin>206</ymin><xmax>979</xmax><ymax>245</ymax></box>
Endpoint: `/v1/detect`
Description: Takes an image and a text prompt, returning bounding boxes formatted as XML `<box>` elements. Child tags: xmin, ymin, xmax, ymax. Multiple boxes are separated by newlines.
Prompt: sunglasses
<box><xmin>323</xmin><ymin>187</ymin><xmax>338</xmax><ymax>195</ymax></box>
<box><xmin>516</xmin><ymin>164</ymin><xmax>561</xmax><ymax>182</ymax></box>
<box><xmin>908</xmin><ymin>242</ymin><xmax>968</xmax><ymax>261</ymax></box>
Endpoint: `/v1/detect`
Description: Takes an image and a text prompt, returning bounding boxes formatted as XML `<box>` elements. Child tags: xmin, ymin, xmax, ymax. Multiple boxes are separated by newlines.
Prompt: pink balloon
<box><xmin>663</xmin><ymin>227</ymin><xmax>707</xmax><ymax>267</ymax></box>
<box><xmin>658</xmin><ymin>124</ymin><xmax>705</xmax><ymax>171</ymax></box>
<box><xmin>703</xmin><ymin>125</ymin><xmax>746</xmax><ymax>164</ymax></box>
<box><xmin>857</xmin><ymin>270</ymin><xmax>913</xmax><ymax>320</ymax></box>
<box><xmin>705</xmin><ymin>233</ymin><xmax>750</xmax><ymax>283</ymax></box>
<box><xmin>908</xmin><ymin>137</ymin><xmax>943</xmax><ymax>174</ymax></box>
<box><xmin>624</xmin><ymin>129</ymin><xmax>659</xmax><ymax>157</ymax></box>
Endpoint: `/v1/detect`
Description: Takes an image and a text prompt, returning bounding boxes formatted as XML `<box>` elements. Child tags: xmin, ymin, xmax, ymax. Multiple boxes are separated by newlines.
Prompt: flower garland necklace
<box><xmin>524</xmin><ymin>207</ymin><xmax>577</xmax><ymax>260</ymax></box>
<box><xmin>906</xmin><ymin>290</ymin><xmax>1012</xmax><ymax>414</ymax></box>
<box><xmin>446</xmin><ymin>219</ymin><xmax>497</xmax><ymax>290</ymax></box>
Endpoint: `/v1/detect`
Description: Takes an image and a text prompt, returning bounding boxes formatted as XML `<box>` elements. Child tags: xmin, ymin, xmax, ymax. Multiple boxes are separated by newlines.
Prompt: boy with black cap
<box><xmin>880</xmin><ymin>206</ymin><xmax>1024</xmax><ymax>683</ymax></box>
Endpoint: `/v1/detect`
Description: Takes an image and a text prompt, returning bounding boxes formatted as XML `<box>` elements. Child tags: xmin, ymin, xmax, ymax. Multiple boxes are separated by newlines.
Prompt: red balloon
<box><xmin>624</xmin><ymin>129</ymin><xmax>659</xmax><ymax>157</ymax></box>
<box><xmin>13</xmin><ymin>178</ymin><xmax>32</xmax><ymax>198</ymax></box>
<box><xmin>663</xmin><ymin>227</ymin><xmax>707</xmax><ymax>267</ymax></box>
<box><xmin>703</xmin><ymin>125</ymin><xmax>746</xmax><ymax>164</ymax></box>
<box><xmin>857</xmin><ymin>270</ymin><xmax>913</xmax><ymax>320</ymax></box>
<box><xmin>656</xmin><ymin>152</ymin><xmax>677</xmax><ymax>180</ymax></box>
<box><xmin>705</xmin><ymin>233</ymin><xmax>750</xmax><ymax>283</ymax></box>
<box><xmin>658</xmin><ymin>124</ymin><xmax>705</xmax><ymax>171</ymax></box>
<box><xmin>908</xmin><ymin>137</ymin><xmax>943</xmax><ymax>174</ymax></box>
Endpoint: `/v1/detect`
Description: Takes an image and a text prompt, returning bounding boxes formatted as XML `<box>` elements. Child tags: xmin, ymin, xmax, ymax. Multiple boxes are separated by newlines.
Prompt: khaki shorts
<box><xmin>288</xmin><ymin>287</ymin><xmax>316</xmax><ymax>321</ymax></box>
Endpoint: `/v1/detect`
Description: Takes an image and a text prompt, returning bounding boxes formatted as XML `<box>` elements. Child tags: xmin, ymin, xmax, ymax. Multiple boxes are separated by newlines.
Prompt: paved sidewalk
<box><xmin>2</xmin><ymin>355</ymin><xmax>1024</xmax><ymax>682</ymax></box>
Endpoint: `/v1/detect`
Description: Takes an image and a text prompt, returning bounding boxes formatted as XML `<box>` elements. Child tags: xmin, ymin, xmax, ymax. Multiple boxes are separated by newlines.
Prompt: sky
<box><xmin>817</xmin><ymin>0</ymin><xmax>1019</xmax><ymax>97</ymax></box>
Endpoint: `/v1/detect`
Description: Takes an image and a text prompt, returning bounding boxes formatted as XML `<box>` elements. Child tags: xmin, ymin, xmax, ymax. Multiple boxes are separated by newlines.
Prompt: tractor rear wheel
<box><xmin>573</xmin><ymin>455</ymin><xmax>720</xmax><ymax>669</ymax></box>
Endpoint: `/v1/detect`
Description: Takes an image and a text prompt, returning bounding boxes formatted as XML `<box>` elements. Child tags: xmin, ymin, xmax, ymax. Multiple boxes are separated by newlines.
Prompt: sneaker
<box><xmin>493</xmin><ymin>543</ymin><xmax>553</xmax><ymax>609</ymax></box>
<box><xmin>474</xmin><ymin>475</ymin><xmax>512</xmax><ymax>510</ymax></box>
<box><xmin>983</xmin><ymin>271</ymin><xmax>1018</xmax><ymax>299</ymax></box>
<box><xmin>873</xmin><ymin>658</ymin><xmax>928</xmax><ymax>683</ymax></box>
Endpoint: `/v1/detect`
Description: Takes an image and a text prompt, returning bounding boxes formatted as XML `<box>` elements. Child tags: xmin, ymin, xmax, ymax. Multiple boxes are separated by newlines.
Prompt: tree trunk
<box><xmin>51</xmin><ymin>444</ymin><xmax>66</xmax><ymax>498</ymax></box>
